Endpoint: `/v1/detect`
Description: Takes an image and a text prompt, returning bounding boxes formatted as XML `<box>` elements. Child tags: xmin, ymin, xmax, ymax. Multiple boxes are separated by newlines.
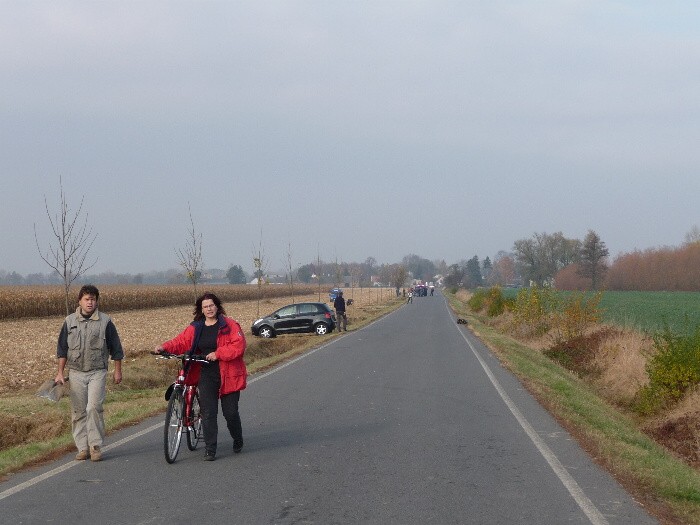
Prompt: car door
<box><xmin>296</xmin><ymin>303</ymin><xmax>319</xmax><ymax>331</ymax></box>
<box><xmin>272</xmin><ymin>305</ymin><xmax>299</xmax><ymax>333</ymax></box>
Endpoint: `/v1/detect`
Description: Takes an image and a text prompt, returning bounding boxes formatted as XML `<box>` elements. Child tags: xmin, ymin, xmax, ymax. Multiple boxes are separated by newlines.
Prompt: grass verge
<box><xmin>0</xmin><ymin>296</ymin><xmax>403</xmax><ymax>480</ymax></box>
<box><xmin>445</xmin><ymin>291</ymin><xmax>700</xmax><ymax>525</ymax></box>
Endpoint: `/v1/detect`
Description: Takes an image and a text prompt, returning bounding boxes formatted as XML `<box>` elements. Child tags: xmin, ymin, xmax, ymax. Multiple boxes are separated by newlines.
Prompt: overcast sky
<box><xmin>2</xmin><ymin>1</ymin><xmax>699</xmax><ymax>276</ymax></box>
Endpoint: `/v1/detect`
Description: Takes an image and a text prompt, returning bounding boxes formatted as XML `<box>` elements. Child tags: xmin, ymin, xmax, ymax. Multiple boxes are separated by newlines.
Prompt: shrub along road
<box><xmin>0</xmin><ymin>291</ymin><xmax>656</xmax><ymax>524</ymax></box>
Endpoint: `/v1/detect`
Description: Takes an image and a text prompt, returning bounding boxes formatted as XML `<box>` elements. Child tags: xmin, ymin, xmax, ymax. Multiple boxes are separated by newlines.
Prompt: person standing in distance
<box><xmin>333</xmin><ymin>290</ymin><xmax>347</xmax><ymax>332</ymax></box>
<box><xmin>155</xmin><ymin>292</ymin><xmax>247</xmax><ymax>461</ymax></box>
<box><xmin>55</xmin><ymin>285</ymin><xmax>123</xmax><ymax>462</ymax></box>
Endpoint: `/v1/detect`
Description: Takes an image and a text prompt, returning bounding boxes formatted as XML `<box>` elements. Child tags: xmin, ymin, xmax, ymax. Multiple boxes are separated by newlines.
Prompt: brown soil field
<box><xmin>1</xmin><ymin>286</ymin><xmax>397</xmax><ymax>395</ymax></box>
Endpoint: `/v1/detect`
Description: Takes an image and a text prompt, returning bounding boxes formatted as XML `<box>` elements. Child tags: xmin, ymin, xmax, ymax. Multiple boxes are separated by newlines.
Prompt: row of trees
<box><xmin>28</xmin><ymin>179</ymin><xmax>448</xmax><ymax>314</ymax></box>
<box><xmin>444</xmin><ymin>230</ymin><xmax>609</xmax><ymax>291</ymax></box>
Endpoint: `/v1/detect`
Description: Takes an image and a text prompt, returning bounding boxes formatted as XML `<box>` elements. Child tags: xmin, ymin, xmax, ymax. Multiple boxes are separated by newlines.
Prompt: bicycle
<box><xmin>153</xmin><ymin>351</ymin><xmax>210</xmax><ymax>463</ymax></box>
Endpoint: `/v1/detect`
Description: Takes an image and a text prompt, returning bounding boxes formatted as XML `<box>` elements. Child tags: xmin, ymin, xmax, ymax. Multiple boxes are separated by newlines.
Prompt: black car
<box><xmin>251</xmin><ymin>302</ymin><xmax>336</xmax><ymax>338</ymax></box>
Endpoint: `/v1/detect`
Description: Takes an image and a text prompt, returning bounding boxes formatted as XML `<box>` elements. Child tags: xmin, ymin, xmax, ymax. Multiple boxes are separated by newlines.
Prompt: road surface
<box><xmin>1</xmin><ymin>291</ymin><xmax>657</xmax><ymax>524</ymax></box>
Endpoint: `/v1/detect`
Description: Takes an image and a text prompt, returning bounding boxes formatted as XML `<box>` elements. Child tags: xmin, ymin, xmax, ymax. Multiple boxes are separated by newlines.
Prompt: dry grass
<box><xmin>0</xmin><ymin>286</ymin><xmax>396</xmax><ymax>395</ymax></box>
<box><xmin>590</xmin><ymin>326</ymin><xmax>651</xmax><ymax>404</ymax></box>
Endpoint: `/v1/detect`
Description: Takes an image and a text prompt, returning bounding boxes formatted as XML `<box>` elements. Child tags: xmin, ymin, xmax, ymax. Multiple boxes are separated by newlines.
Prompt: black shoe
<box><xmin>204</xmin><ymin>451</ymin><xmax>216</xmax><ymax>461</ymax></box>
<box><xmin>233</xmin><ymin>440</ymin><xmax>243</xmax><ymax>454</ymax></box>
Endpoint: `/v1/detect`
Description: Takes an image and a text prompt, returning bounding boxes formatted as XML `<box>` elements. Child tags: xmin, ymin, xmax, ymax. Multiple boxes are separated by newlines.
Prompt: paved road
<box><xmin>1</xmin><ymin>292</ymin><xmax>657</xmax><ymax>524</ymax></box>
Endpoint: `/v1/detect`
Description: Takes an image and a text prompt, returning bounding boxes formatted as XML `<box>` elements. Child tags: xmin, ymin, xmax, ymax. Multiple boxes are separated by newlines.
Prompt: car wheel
<box><xmin>314</xmin><ymin>322</ymin><xmax>329</xmax><ymax>335</ymax></box>
<box><xmin>259</xmin><ymin>326</ymin><xmax>275</xmax><ymax>338</ymax></box>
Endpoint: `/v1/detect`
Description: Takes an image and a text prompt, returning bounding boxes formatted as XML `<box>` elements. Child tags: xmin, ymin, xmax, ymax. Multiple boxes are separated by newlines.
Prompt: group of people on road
<box><xmin>56</xmin><ymin>282</ymin><xmax>366</xmax><ymax>462</ymax></box>
<box><xmin>55</xmin><ymin>285</ymin><xmax>248</xmax><ymax>463</ymax></box>
<box><xmin>405</xmin><ymin>284</ymin><xmax>437</xmax><ymax>303</ymax></box>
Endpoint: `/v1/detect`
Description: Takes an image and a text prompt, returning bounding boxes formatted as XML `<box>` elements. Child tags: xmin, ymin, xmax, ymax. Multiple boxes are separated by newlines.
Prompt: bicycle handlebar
<box><xmin>151</xmin><ymin>351</ymin><xmax>210</xmax><ymax>363</ymax></box>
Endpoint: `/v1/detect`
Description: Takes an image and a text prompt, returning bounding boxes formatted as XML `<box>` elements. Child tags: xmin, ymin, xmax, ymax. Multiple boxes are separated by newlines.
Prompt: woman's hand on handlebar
<box><xmin>205</xmin><ymin>351</ymin><xmax>218</xmax><ymax>361</ymax></box>
<box><xmin>153</xmin><ymin>345</ymin><xmax>164</xmax><ymax>354</ymax></box>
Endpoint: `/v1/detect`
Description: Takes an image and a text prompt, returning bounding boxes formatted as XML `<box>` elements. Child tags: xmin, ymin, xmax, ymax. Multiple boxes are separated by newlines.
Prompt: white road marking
<box><xmin>447</xmin><ymin>299</ymin><xmax>609</xmax><ymax>525</ymax></box>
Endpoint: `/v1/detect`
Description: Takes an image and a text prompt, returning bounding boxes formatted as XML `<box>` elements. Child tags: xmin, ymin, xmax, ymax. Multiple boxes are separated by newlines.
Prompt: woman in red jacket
<box><xmin>155</xmin><ymin>292</ymin><xmax>247</xmax><ymax>461</ymax></box>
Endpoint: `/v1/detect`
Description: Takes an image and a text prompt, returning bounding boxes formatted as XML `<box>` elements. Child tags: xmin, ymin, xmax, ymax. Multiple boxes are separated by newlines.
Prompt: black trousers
<box><xmin>198</xmin><ymin>361</ymin><xmax>243</xmax><ymax>454</ymax></box>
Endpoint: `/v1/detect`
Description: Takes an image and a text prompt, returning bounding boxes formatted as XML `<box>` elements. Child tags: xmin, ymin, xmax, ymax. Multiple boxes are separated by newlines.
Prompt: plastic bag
<box><xmin>36</xmin><ymin>378</ymin><xmax>69</xmax><ymax>402</ymax></box>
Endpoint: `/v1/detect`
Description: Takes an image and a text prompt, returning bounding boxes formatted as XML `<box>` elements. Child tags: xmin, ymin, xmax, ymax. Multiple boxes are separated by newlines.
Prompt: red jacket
<box><xmin>162</xmin><ymin>316</ymin><xmax>247</xmax><ymax>395</ymax></box>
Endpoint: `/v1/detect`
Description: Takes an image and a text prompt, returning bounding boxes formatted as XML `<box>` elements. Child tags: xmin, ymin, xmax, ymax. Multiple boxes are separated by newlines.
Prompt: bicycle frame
<box><xmin>154</xmin><ymin>352</ymin><xmax>208</xmax><ymax>463</ymax></box>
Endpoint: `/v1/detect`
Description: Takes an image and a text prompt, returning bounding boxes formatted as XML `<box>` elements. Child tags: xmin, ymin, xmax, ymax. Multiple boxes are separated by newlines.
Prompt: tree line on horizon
<box><xmin>7</xmin><ymin>231</ymin><xmax>700</xmax><ymax>293</ymax></box>
<box><xmin>20</xmin><ymin>177</ymin><xmax>700</xmax><ymax>294</ymax></box>
<box><xmin>445</xmin><ymin>226</ymin><xmax>700</xmax><ymax>293</ymax></box>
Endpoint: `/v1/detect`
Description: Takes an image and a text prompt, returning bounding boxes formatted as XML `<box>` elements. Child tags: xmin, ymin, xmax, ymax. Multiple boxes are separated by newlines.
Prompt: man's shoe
<box><xmin>204</xmin><ymin>451</ymin><xmax>216</xmax><ymax>461</ymax></box>
<box><xmin>89</xmin><ymin>446</ymin><xmax>102</xmax><ymax>462</ymax></box>
<box><xmin>75</xmin><ymin>449</ymin><xmax>89</xmax><ymax>461</ymax></box>
<box><xmin>233</xmin><ymin>440</ymin><xmax>243</xmax><ymax>454</ymax></box>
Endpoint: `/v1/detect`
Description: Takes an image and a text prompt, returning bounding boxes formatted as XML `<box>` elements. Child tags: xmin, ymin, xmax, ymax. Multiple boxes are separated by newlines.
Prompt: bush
<box><xmin>485</xmin><ymin>286</ymin><xmax>506</xmax><ymax>317</ymax></box>
<box><xmin>548</xmin><ymin>292</ymin><xmax>602</xmax><ymax>346</ymax></box>
<box><xmin>509</xmin><ymin>287</ymin><xmax>602</xmax><ymax>345</ymax></box>
<box><xmin>510</xmin><ymin>285</ymin><xmax>558</xmax><ymax>337</ymax></box>
<box><xmin>466</xmin><ymin>287</ymin><xmax>508</xmax><ymax>318</ymax></box>
<box><xmin>635</xmin><ymin>325</ymin><xmax>700</xmax><ymax>414</ymax></box>
<box><xmin>468</xmin><ymin>289</ymin><xmax>487</xmax><ymax>312</ymax></box>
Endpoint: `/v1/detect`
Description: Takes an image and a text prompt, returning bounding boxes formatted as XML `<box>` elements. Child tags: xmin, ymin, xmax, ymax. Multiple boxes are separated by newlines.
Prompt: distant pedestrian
<box><xmin>55</xmin><ymin>285</ymin><xmax>124</xmax><ymax>462</ymax></box>
<box><xmin>334</xmin><ymin>290</ymin><xmax>347</xmax><ymax>331</ymax></box>
<box><xmin>407</xmin><ymin>290</ymin><xmax>413</xmax><ymax>303</ymax></box>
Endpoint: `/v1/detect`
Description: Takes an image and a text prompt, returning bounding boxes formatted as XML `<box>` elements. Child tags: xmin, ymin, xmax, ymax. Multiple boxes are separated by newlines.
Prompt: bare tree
<box><xmin>34</xmin><ymin>177</ymin><xmax>98</xmax><ymax>315</ymax></box>
<box><xmin>175</xmin><ymin>205</ymin><xmax>204</xmax><ymax>300</ymax></box>
<box><xmin>284</xmin><ymin>240</ymin><xmax>295</xmax><ymax>303</ymax></box>
<box><xmin>316</xmin><ymin>247</ymin><xmax>323</xmax><ymax>301</ymax></box>
<box><xmin>348</xmin><ymin>263</ymin><xmax>362</xmax><ymax>303</ymax></box>
<box><xmin>252</xmin><ymin>230</ymin><xmax>269</xmax><ymax>316</ymax></box>
<box><xmin>333</xmin><ymin>255</ymin><xmax>343</xmax><ymax>288</ymax></box>
<box><xmin>390</xmin><ymin>264</ymin><xmax>408</xmax><ymax>296</ymax></box>
<box><xmin>685</xmin><ymin>224</ymin><xmax>700</xmax><ymax>245</ymax></box>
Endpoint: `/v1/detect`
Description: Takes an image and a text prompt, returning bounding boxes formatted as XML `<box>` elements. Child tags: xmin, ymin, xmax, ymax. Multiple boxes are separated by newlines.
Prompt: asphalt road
<box><xmin>1</xmin><ymin>292</ymin><xmax>658</xmax><ymax>524</ymax></box>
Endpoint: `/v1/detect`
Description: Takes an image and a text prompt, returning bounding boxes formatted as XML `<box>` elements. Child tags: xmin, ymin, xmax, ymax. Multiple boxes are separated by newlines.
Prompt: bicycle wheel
<box><xmin>164</xmin><ymin>388</ymin><xmax>184</xmax><ymax>463</ymax></box>
<box><xmin>186</xmin><ymin>389</ymin><xmax>203</xmax><ymax>451</ymax></box>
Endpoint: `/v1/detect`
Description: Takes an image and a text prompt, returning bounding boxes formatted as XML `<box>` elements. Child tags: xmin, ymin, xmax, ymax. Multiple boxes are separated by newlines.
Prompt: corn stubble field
<box><xmin>0</xmin><ymin>284</ymin><xmax>398</xmax><ymax>395</ymax></box>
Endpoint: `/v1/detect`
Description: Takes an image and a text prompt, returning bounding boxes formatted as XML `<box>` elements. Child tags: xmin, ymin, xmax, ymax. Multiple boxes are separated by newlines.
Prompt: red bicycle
<box><xmin>153</xmin><ymin>351</ymin><xmax>209</xmax><ymax>463</ymax></box>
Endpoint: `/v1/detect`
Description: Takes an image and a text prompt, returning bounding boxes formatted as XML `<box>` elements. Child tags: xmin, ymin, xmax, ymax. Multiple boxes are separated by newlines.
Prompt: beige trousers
<box><xmin>69</xmin><ymin>368</ymin><xmax>107</xmax><ymax>450</ymax></box>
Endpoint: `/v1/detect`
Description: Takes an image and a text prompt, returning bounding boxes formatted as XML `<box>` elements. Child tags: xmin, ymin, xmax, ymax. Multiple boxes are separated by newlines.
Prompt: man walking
<box><xmin>55</xmin><ymin>285</ymin><xmax>123</xmax><ymax>462</ymax></box>
<box><xmin>333</xmin><ymin>290</ymin><xmax>347</xmax><ymax>332</ymax></box>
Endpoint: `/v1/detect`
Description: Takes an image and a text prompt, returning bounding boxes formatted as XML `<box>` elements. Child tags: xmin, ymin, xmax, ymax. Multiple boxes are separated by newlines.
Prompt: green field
<box><xmin>501</xmin><ymin>288</ymin><xmax>700</xmax><ymax>335</ymax></box>
<box><xmin>598</xmin><ymin>291</ymin><xmax>700</xmax><ymax>335</ymax></box>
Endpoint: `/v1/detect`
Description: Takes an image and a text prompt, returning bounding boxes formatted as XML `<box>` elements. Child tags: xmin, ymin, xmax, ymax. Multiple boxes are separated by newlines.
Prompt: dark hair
<box><xmin>78</xmin><ymin>284</ymin><xmax>100</xmax><ymax>301</ymax></box>
<box><xmin>193</xmin><ymin>292</ymin><xmax>226</xmax><ymax>321</ymax></box>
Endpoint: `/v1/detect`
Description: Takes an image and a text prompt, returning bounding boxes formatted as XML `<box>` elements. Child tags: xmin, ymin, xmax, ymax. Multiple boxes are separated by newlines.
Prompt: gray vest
<box><xmin>65</xmin><ymin>309</ymin><xmax>112</xmax><ymax>372</ymax></box>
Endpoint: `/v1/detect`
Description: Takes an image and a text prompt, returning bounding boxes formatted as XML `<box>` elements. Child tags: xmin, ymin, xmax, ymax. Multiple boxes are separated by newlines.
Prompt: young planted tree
<box><xmin>316</xmin><ymin>249</ymin><xmax>323</xmax><ymax>301</ymax></box>
<box><xmin>349</xmin><ymin>263</ymin><xmax>362</xmax><ymax>302</ymax></box>
<box><xmin>285</xmin><ymin>241</ymin><xmax>296</xmax><ymax>303</ymax></box>
<box><xmin>252</xmin><ymin>231</ymin><xmax>268</xmax><ymax>316</ymax></box>
<box><xmin>333</xmin><ymin>255</ymin><xmax>343</xmax><ymax>288</ymax></box>
<box><xmin>685</xmin><ymin>224</ymin><xmax>700</xmax><ymax>245</ymax></box>
<box><xmin>577</xmin><ymin>229</ymin><xmax>609</xmax><ymax>290</ymax></box>
<box><xmin>175</xmin><ymin>206</ymin><xmax>204</xmax><ymax>300</ymax></box>
<box><xmin>34</xmin><ymin>178</ymin><xmax>98</xmax><ymax>315</ymax></box>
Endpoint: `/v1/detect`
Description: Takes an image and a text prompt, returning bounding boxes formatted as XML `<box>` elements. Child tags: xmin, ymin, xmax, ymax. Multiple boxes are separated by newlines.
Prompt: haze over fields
<box><xmin>1</xmin><ymin>2</ymin><xmax>699</xmax><ymax>275</ymax></box>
